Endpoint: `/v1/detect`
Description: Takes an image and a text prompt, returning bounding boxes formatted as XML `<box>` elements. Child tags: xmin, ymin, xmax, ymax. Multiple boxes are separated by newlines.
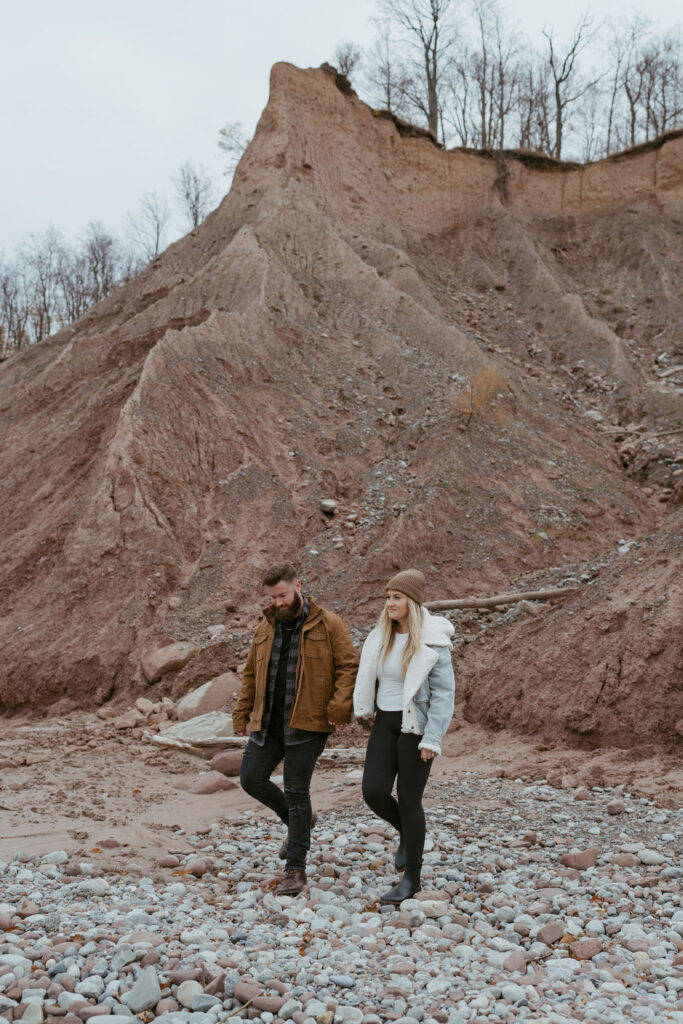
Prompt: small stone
<box><xmin>124</xmin><ymin>967</ymin><xmax>161</xmax><ymax>1013</ymax></box>
<box><xmin>570</xmin><ymin>938</ymin><xmax>603</xmax><ymax>959</ymax></box>
<box><xmin>185</xmin><ymin>858</ymin><xmax>207</xmax><ymax>877</ymax></box>
<box><xmin>41</xmin><ymin>851</ymin><xmax>68</xmax><ymax>866</ymax></box>
<box><xmin>633</xmin><ymin>952</ymin><xmax>652</xmax><ymax>972</ymax></box>
<box><xmin>500</xmin><ymin>983</ymin><xmax>526</xmax><ymax>1002</ymax></box>
<box><xmin>135</xmin><ymin>697</ymin><xmax>155</xmax><ymax>715</ymax></box>
<box><xmin>502</xmin><ymin>951</ymin><xmax>526</xmax><ymax>973</ymax></box>
<box><xmin>560</xmin><ymin>846</ymin><xmax>599</xmax><ymax>870</ymax></box>
<box><xmin>320</xmin><ymin>499</ymin><xmax>337</xmax><ymax>515</ymax></box>
<box><xmin>329</xmin><ymin>975</ymin><xmax>355</xmax><ymax>988</ymax></box>
<box><xmin>21</xmin><ymin>1004</ymin><xmax>43</xmax><ymax>1024</ymax></box>
<box><xmin>637</xmin><ymin>849</ymin><xmax>666</xmax><ymax>866</ymax></box>
<box><xmin>158</xmin><ymin>855</ymin><xmax>180</xmax><ymax>868</ymax></box>
<box><xmin>606</xmin><ymin>800</ymin><xmax>625</xmax><ymax>815</ymax></box>
<box><xmin>611</xmin><ymin>853</ymin><xmax>639</xmax><ymax>867</ymax></box>
<box><xmin>176</xmin><ymin>981</ymin><xmax>204</xmax><ymax>1009</ymax></box>
<box><xmin>574</xmin><ymin>787</ymin><xmax>590</xmax><ymax>800</ymax></box>
<box><xmin>188</xmin><ymin>771</ymin><xmax>237</xmax><ymax>795</ymax></box>
<box><xmin>155</xmin><ymin>999</ymin><xmax>179</xmax><ymax>1015</ymax></box>
<box><xmin>537</xmin><ymin>922</ymin><xmax>564</xmax><ymax>945</ymax></box>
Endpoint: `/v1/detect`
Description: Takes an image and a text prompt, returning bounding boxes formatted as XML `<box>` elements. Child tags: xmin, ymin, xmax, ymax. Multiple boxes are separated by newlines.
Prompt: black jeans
<box><xmin>362</xmin><ymin>709</ymin><xmax>433</xmax><ymax>870</ymax></box>
<box><xmin>239</xmin><ymin>730</ymin><xmax>327</xmax><ymax>870</ymax></box>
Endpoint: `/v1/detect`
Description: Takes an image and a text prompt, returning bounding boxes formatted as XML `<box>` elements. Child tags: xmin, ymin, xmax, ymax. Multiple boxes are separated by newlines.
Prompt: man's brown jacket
<box><xmin>232</xmin><ymin>598</ymin><xmax>359</xmax><ymax>735</ymax></box>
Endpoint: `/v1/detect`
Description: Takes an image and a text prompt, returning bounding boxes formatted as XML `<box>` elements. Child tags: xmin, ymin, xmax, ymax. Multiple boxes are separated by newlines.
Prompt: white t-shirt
<box><xmin>376</xmin><ymin>632</ymin><xmax>409</xmax><ymax>711</ymax></box>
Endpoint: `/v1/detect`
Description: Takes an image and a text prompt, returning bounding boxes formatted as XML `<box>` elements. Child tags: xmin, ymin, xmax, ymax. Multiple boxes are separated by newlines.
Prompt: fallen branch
<box><xmin>425</xmin><ymin>586</ymin><xmax>580</xmax><ymax>611</ymax></box>
<box><xmin>658</xmin><ymin>365</ymin><xmax>683</xmax><ymax>378</ymax></box>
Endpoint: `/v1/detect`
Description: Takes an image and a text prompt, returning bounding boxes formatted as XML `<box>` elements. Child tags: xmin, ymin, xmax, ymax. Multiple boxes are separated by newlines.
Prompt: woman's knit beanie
<box><xmin>386</xmin><ymin>568</ymin><xmax>426</xmax><ymax>606</ymax></box>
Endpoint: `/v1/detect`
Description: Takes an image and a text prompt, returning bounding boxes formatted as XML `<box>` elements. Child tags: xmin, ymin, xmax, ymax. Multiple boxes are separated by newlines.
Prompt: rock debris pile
<box><xmin>1</xmin><ymin>776</ymin><xmax>681</xmax><ymax>1024</ymax></box>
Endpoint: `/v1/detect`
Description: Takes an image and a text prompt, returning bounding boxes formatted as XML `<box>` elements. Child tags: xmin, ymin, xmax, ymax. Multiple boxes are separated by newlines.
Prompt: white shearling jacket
<box><xmin>353</xmin><ymin>609</ymin><xmax>456</xmax><ymax>755</ymax></box>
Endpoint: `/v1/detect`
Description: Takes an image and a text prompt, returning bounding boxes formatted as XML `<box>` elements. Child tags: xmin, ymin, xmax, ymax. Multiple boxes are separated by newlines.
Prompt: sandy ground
<box><xmin>1</xmin><ymin>712</ymin><xmax>680</xmax><ymax>877</ymax></box>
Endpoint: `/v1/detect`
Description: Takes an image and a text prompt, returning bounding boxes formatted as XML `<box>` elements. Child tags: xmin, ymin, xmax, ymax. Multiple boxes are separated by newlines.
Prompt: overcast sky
<box><xmin>1</xmin><ymin>0</ymin><xmax>679</xmax><ymax>254</ymax></box>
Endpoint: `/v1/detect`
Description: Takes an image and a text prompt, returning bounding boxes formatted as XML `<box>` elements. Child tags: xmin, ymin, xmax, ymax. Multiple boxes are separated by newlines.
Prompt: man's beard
<box><xmin>274</xmin><ymin>592</ymin><xmax>303</xmax><ymax>623</ymax></box>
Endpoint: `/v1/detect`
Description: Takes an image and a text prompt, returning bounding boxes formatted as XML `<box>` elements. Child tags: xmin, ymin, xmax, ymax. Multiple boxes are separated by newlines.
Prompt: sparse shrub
<box><xmin>451</xmin><ymin>364</ymin><xmax>509</xmax><ymax>426</ymax></box>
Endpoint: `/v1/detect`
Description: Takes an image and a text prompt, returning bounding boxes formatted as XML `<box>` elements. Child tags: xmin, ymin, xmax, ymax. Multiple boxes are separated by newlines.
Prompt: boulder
<box><xmin>141</xmin><ymin>642</ymin><xmax>199</xmax><ymax>683</ymax></box>
<box><xmin>209</xmin><ymin>749</ymin><xmax>243</xmax><ymax>776</ymax></box>
<box><xmin>188</xmin><ymin>772</ymin><xmax>237</xmax><ymax>795</ymax></box>
<box><xmin>151</xmin><ymin>711</ymin><xmax>239</xmax><ymax>751</ymax></box>
<box><xmin>177</xmin><ymin>672</ymin><xmax>239</xmax><ymax>721</ymax></box>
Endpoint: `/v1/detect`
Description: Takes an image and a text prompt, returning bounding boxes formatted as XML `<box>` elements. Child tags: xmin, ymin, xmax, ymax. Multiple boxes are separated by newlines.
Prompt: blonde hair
<box><xmin>378</xmin><ymin>596</ymin><xmax>423</xmax><ymax>676</ymax></box>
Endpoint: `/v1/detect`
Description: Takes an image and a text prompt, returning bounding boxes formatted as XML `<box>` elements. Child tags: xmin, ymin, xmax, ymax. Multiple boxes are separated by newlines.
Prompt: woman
<box><xmin>354</xmin><ymin>569</ymin><xmax>455</xmax><ymax>904</ymax></box>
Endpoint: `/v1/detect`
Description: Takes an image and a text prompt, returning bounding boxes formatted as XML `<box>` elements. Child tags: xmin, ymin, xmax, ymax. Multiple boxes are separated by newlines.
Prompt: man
<box><xmin>233</xmin><ymin>563</ymin><xmax>359</xmax><ymax>896</ymax></box>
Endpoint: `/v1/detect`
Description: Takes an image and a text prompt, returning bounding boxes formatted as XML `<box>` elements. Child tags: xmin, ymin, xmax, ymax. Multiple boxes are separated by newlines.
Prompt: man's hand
<box><xmin>357</xmin><ymin>714</ymin><xmax>375</xmax><ymax>731</ymax></box>
<box><xmin>420</xmin><ymin>747</ymin><xmax>438</xmax><ymax>761</ymax></box>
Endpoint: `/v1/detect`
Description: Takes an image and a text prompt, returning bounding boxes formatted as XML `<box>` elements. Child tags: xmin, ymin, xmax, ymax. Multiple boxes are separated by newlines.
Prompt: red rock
<box><xmin>571</xmin><ymin>938</ymin><xmax>603</xmax><ymax>959</ymax></box>
<box><xmin>141</xmin><ymin>950</ymin><xmax>159</xmax><ymax>966</ymax></box>
<box><xmin>177</xmin><ymin>672</ymin><xmax>239</xmax><ymax>721</ymax></box>
<box><xmin>252</xmin><ymin>994</ymin><xmax>286</xmax><ymax>1013</ymax></box>
<box><xmin>141</xmin><ymin>642</ymin><xmax>199</xmax><ymax>683</ymax></box>
<box><xmin>158</xmin><ymin>855</ymin><xmax>180</xmax><ymax>868</ymax></box>
<box><xmin>611</xmin><ymin>853</ymin><xmax>639</xmax><ymax>867</ymax></box>
<box><xmin>17</xmin><ymin>900</ymin><xmax>40</xmax><ymax>918</ymax></box>
<box><xmin>99</xmin><ymin>838</ymin><xmax>120</xmax><ymax>848</ymax></box>
<box><xmin>503</xmin><ymin>950</ymin><xmax>527</xmax><ymax>973</ymax></box>
<box><xmin>234</xmin><ymin>981</ymin><xmax>262</xmax><ymax>1004</ymax></box>
<box><xmin>209</xmin><ymin>750</ymin><xmax>244</xmax><ymax>777</ymax></box>
<box><xmin>186</xmin><ymin>858</ymin><xmax>207</xmax><ymax>877</ymax></box>
<box><xmin>188</xmin><ymin>771</ymin><xmax>237</xmax><ymax>795</ymax></box>
<box><xmin>155</xmin><ymin>1000</ymin><xmax>179</xmax><ymax>1015</ymax></box>
<box><xmin>167</xmin><ymin>968</ymin><xmax>202</xmax><ymax>985</ymax></box>
<box><xmin>204</xmin><ymin>971</ymin><xmax>226</xmax><ymax>997</ymax></box>
<box><xmin>79</xmin><ymin>1006</ymin><xmax>112</xmax><ymax>1020</ymax></box>
<box><xmin>123</xmin><ymin>930</ymin><xmax>165</xmax><ymax>946</ymax></box>
<box><xmin>606</xmin><ymin>800</ymin><xmax>625</xmax><ymax>815</ymax></box>
<box><xmin>560</xmin><ymin>847</ymin><xmax>599</xmax><ymax>870</ymax></box>
<box><xmin>537</xmin><ymin>922</ymin><xmax>564</xmax><ymax>945</ymax></box>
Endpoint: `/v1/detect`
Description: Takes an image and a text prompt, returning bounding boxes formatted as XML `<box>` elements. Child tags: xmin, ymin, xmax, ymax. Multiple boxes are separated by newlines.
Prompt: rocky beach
<box><xmin>1</xmin><ymin>709</ymin><xmax>681</xmax><ymax>1024</ymax></box>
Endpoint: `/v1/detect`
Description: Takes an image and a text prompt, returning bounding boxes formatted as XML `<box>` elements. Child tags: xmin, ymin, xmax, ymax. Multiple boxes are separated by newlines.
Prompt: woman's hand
<box><xmin>420</xmin><ymin>747</ymin><xmax>438</xmax><ymax>761</ymax></box>
<box><xmin>357</xmin><ymin>714</ymin><xmax>375</xmax><ymax>731</ymax></box>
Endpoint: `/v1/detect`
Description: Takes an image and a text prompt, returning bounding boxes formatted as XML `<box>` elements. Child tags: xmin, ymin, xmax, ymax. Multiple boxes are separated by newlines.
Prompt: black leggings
<box><xmin>361</xmin><ymin>709</ymin><xmax>433</xmax><ymax>870</ymax></box>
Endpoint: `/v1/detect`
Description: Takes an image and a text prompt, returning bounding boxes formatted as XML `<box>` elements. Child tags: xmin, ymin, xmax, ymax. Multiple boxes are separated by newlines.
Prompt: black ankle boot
<box><xmin>394</xmin><ymin>834</ymin><xmax>406</xmax><ymax>871</ymax></box>
<box><xmin>379</xmin><ymin>862</ymin><xmax>421</xmax><ymax>904</ymax></box>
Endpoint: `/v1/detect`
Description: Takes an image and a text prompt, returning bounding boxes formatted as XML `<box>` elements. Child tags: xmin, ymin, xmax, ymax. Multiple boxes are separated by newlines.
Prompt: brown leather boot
<box><xmin>275</xmin><ymin>868</ymin><xmax>307</xmax><ymax>896</ymax></box>
<box><xmin>278</xmin><ymin>811</ymin><xmax>318</xmax><ymax>859</ymax></box>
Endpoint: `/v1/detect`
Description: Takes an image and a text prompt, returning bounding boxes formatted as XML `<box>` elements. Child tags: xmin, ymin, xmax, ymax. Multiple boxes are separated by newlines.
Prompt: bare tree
<box><xmin>378</xmin><ymin>0</ymin><xmax>457</xmax><ymax>138</ymax></box>
<box><xmin>443</xmin><ymin>48</ymin><xmax>475</xmax><ymax>145</ymax></box>
<box><xmin>129</xmin><ymin>191</ymin><xmax>170</xmax><ymax>262</ymax></box>
<box><xmin>604</xmin><ymin>17</ymin><xmax>642</xmax><ymax>154</ymax></box>
<box><xmin>334</xmin><ymin>41</ymin><xmax>363</xmax><ymax>79</ymax></box>
<box><xmin>516</xmin><ymin>56</ymin><xmax>552</xmax><ymax>152</ymax></box>
<box><xmin>173</xmin><ymin>162</ymin><xmax>216</xmax><ymax>230</ymax></box>
<box><xmin>57</xmin><ymin>248</ymin><xmax>91</xmax><ymax>324</ymax></box>
<box><xmin>217</xmin><ymin>122</ymin><xmax>250</xmax><ymax>176</ymax></box>
<box><xmin>465</xmin><ymin>0</ymin><xmax>522</xmax><ymax>150</ymax></box>
<box><xmin>541</xmin><ymin>13</ymin><xmax>601</xmax><ymax>159</ymax></box>
<box><xmin>20</xmin><ymin>228</ymin><xmax>64</xmax><ymax>343</ymax></box>
<box><xmin>364</xmin><ymin>30</ymin><xmax>412</xmax><ymax>115</ymax></box>
<box><xmin>0</xmin><ymin>256</ymin><xmax>31</xmax><ymax>354</ymax></box>
<box><xmin>83</xmin><ymin>222</ymin><xmax>120</xmax><ymax>304</ymax></box>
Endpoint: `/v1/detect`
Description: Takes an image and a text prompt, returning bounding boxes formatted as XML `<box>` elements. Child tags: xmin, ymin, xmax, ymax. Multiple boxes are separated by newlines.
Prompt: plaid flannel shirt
<box><xmin>250</xmin><ymin>597</ymin><xmax>322</xmax><ymax>746</ymax></box>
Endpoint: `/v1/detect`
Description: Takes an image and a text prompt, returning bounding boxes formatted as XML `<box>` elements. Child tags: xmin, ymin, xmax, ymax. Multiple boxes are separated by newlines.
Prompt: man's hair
<box><xmin>261</xmin><ymin>562</ymin><xmax>299</xmax><ymax>587</ymax></box>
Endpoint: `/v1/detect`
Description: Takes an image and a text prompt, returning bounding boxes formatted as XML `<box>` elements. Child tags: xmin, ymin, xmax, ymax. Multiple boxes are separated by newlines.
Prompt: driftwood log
<box><xmin>425</xmin><ymin>586</ymin><xmax>580</xmax><ymax>612</ymax></box>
